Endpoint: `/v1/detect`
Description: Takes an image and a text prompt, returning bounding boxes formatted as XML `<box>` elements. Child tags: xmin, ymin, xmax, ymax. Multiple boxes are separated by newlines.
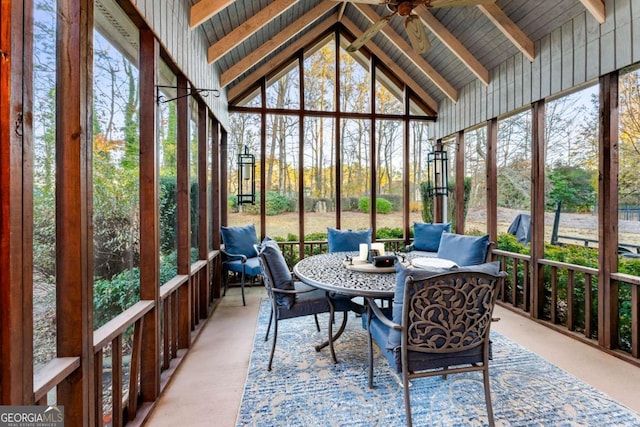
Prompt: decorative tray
<box><xmin>342</xmin><ymin>258</ymin><xmax>401</xmax><ymax>273</ymax></box>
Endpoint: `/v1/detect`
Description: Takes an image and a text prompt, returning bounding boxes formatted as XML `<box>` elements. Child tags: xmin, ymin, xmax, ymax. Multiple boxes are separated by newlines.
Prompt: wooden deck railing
<box><xmin>31</xmin><ymin>250</ymin><xmax>222</xmax><ymax>426</ymax></box>
<box><xmin>493</xmin><ymin>248</ymin><xmax>640</xmax><ymax>367</ymax></box>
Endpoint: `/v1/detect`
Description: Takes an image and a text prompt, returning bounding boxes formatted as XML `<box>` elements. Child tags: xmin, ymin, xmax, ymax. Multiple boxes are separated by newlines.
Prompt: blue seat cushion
<box><xmin>327</xmin><ymin>228</ymin><xmax>371</xmax><ymax>253</ymax></box>
<box><xmin>277</xmin><ymin>282</ymin><xmax>331</xmax><ymax>319</ymax></box>
<box><xmin>258</xmin><ymin>240</ymin><xmax>296</xmax><ymax>308</ymax></box>
<box><xmin>412</xmin><ymin>222</ymin><xmax>450</xmax><ymax>252</ymax></box>
<box><xmin>436</xmin><ymin>232</ymin><xmax>490</xmax><ymax>266</ymax></box>
<box><xmin>225</xmin><ymin>257</ymin><xmax>261</xmax><ymax>276</ymax></box>
<box><xmin>221</xmin><ymin>224</ymin><xmax>259</xmax><ymax>258</ymax></box>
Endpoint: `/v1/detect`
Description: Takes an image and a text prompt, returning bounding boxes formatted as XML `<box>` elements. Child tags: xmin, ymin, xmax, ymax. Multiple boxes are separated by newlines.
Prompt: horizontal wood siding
<box><xmin>130</xmin><ymin>0</ymin><xmax>229</xmax><ymax>128</ymax></box>
<box><xmin>436</xmin><ymin>1</ymin><xmax>640</xmax><ymax>137</ymax></box>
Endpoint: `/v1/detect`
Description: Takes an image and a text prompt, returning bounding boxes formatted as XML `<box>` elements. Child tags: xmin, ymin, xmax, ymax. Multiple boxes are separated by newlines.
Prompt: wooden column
<box><xmin>220</xmin><ymin>127</ymin><xmax>228</xmax><ymax>226</ymax></box>
<box><xmin>598</xmin><ymin>71</ymin><xmax>620</xmax><ymax>349</ymax></box>
<box><xmin>370</xmin><ymin>59</ymin><xmax>377</xmax><ymax>235</ymax></box>
<box><xmin>531</xmin><ymin>100</ymin><xmax>546</xmax><ymax>319</ymax></box>
<box><xmin>434</xmin><ymin>139</ymin><xmax>444</xmax><ymax>223</ymax></box>
<box><xmin>176</xmin><ymin>75</ymin><xmax>191</xmax><ymax>349</ymax></box>
<box><xmin>0</xmin><ymin>0</ymin><xmax>34</xmax><ymax>404</ymax></box>
<box><xmin>455</xmin><ymin>130</ymin><xmax>465</xmax><ymax>234</ymax></box>
<box><xmin>486</xmin><ymin>118</ymin><xmax>498</xmax><ymax>241</ymax></box>
<box><xmin>403</xmin><ymin>87</ymin><xmax>410</xmax><ymax>242</ymax></box>
<box><xmin>198</xmin><ymin>101</ymin><xmax>209</xmax><ymax>318</ymax></box>
<box><xmin>138</xmin><ymin>28</ymin><xmax>160</xmax><ymax>400</ymax></box>
<box><xmin>56</xmin><ymin>0</ymin><xmax>94</xmax><ymax>423</ymax></box>
<box><xmin>211</xmin><ymin>118</ymin><xmax>222</xmax><ymax>299</ymax></box>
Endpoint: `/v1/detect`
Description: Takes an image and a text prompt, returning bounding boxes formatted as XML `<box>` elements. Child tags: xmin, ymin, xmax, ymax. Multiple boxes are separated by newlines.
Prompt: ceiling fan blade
<box><xmin>405</xmin><ymin>15</ymin><xmax>430</xmax><ymax>54</ymax></box>
<box><xmin>339</xmin><ymin>0</ymin><xmax>387</xmax><ymax>4</ymax></box>
<box><xmin>347</xmin><ymin>16</ymin><xmax>390</xmax><ymax>52</ymax></box>
<box><xmin>429</xmin><ymin>0</ymin><xmax>495</xmax><ymax>7</ymax></box>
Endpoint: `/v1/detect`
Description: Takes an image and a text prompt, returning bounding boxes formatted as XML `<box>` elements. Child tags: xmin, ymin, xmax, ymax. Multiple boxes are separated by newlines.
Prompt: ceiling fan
<box><xmin>346</xmin><ymin>0</ymin><xmax>496</xmax><ymax>55</ymax></box>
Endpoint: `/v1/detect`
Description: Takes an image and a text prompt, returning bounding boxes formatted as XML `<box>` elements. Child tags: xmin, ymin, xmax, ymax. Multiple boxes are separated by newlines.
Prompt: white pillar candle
<box><xmin>359</xmin><ymin>243</ymin><xmax>369</xmax><ymax>261</ymax></box>
<box><xmin>371</xmin><ymin>242</ymin><xmax>385</xmax><ymax>256</ymax></box>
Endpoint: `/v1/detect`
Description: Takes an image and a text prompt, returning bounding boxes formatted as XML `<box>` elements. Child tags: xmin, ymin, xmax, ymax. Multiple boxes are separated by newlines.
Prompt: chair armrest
<box><xmin>220</xmin><ymin>249</ymin><xmax>248</xmax><ymax>263</ymax></box>
<box><xmin>271</xmin><ymin>286</ymin><xmax>316</xmax><ymax>296</ymax></box>
<box><xmin>405</xmin><ymin>244</ymin><xmax>415</xmax><ymax>252</ymax></box>
<box><xmin>365</xmin><ymin>297</ymin><xmax>401</xmax><ymax>330</ymax></box>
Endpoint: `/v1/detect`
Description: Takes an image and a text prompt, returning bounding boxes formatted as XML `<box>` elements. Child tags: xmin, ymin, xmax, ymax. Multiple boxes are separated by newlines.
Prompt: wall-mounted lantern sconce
<box><xmin>237</xmin><ymin>146</ymin><xmax>256</xmax><ymax>205</ymax></box>
<box><xmin>427</xmin><ymin>148</ymin><xmax>449</xmax><ymax>197</ymax></box>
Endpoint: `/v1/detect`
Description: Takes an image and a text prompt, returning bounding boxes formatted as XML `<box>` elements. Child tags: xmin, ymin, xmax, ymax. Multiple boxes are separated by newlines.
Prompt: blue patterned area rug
<box><xmin>236</xmin><ymin>300</ymin><xmax>640</xmax><ymax>426</ymax></box>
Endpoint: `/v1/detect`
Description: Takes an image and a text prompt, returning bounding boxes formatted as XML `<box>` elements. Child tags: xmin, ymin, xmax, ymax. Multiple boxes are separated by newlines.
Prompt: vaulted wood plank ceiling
<box><xmin>189</xmin><ymin>0</ymin><xmax>605</xmax><ymax>111</ymax></box>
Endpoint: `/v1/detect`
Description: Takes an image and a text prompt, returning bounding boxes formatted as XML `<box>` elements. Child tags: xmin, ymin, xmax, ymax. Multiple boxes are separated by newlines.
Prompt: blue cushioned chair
<box><xmin>257</xmin><ymin>240</ymin><xmax>351</xmax><ymax>371</ymax></box>
<box><xmin>220</xmin><ymin>224</ymin><xmax>261</xmax><ymax>306</ymax></box>
<box><xmin>364</xmin><ymin>264</ymin><xmax>505</xmax><ymax>427</ymax></box>
<box><xmin>327</xmin><ymin>227</ymin><xmax>372</xmax><ymax>253</ymax></box>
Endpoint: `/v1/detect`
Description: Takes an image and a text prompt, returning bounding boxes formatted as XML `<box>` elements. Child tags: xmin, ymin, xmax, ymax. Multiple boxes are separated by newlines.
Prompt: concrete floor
<box><xmin>144</xmin><ymin>286</ymin><xmax>640</xmax><ymax>426</ymax></box>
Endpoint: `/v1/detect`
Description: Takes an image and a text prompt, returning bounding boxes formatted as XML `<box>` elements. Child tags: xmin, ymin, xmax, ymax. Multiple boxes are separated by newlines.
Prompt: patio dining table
<box><xmin>293</xmin><ymin>252</ymin><xmax>402</xmax><ymax>300</ymax></box>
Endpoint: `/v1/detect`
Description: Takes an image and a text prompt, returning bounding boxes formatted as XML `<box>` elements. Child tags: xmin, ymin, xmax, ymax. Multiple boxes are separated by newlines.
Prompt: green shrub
<box><xmin>359</xmin><ymin>196</ymin><xmax>392</xmax><ymax>214</ymax></box>
<box><xmin>376</xmin><ymin>227</ymin><xmax>403</xmax><ymax>239</ymax></box>
<box><xmin>243</xmin><ymin>191</ymin><xmax>293</xmax><ymax>215</ymax></box>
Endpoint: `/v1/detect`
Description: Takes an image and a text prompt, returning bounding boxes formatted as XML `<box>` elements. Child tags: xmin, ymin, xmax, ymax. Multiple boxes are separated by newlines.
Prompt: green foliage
<box><xmin>420</xmin><ymin>181</ymin><xmax>434</xmax><ymax>223</ymax></box>
<box><xmin>243</xmin><ymin>192</ymin><xmax>293</xmax><ymax>216</ymax></box>
<box><xmin>546</xmin><ymin>165</ymin><xmax>596</xmax><ymax>212</ymax></box>
<box><xmin>305</xmin><ymin>231</ymin><xmax>328</xmax><ymax>241</ymax></box>
<box><xmin>358</xmin><ymin>196</ymin><xmax>392</xmax><ymax>214</ymax></box>
<box><xmin>375</xmin><ymin>227</ymin><xmax>403</xmax><ymax>239</ymax></box>
<box><xmin>159</xmin><ymin>177</ymin><xmax>178</xmax><ymax>255</ymax></box>
<box><xmin>447</xmin><ymin>177</ymin><xmax>471</xmax><ymax>233</ymax></box>
<box><xmin>94</xmin><ymin>268</ymin><xmax>140</xmax><ymax>329</ymax></box>
<box><xmin>379</xmin><ymin>195</ymin><xmax>401</xmax><ymax>211</ymax></box>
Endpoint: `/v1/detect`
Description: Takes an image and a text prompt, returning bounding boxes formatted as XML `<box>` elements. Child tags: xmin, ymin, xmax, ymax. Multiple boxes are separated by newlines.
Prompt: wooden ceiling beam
<box><xmin>353</xmin><ymin>3</ymin><xmax>457</xmax><ymax>102</ymax></box>
<box><xmin>227</xmin><ymin>13</ymin><xmax>340</xmax><ymax>103</ymax></box>
<box><xmin>207</xmin><ymin>0</ymin><xmax>299</xmax><ymax>63</ymax></box>
<box><xmin>414</xmin><ymin>5</ymin><xmax>489</xmax><ymax>86</ymax></box>
<box><xmin>190</xmin><ymin>0</ymin><xmax>236</xmax><ymax>30</ymax></box>
<box><xmin>341</xmin><ymin>17</ymin><xmax>438</xmax><ymax>113</ymax></box>
<box><xmin>579</xmin><ymin>0</ymin><xmax>605</xmax><ymax>24</ymax></box>
<box><xmin>478</xmin><ymin>3</ymin><xmax>535</xmax><ymax>62</ymax></box>
<box><xmin>220</xmin><ymin>0</ymin><xmax>337</xmax><ymax>88</ymax></box>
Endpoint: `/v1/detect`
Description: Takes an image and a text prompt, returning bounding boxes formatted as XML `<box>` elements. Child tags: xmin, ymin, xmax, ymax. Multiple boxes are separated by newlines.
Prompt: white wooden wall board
<box><xmin>505</xmin><ymin>57</ymin><xmax>514</xmax><ymax>113</ymax></box>
<box><xmin>616</xmin><ymin>22</ymin><xmax>633</xmax><ymax>69</ymax></box>
<box><xmin>631</xmin><ymin>0</ymin><xmax>640</xmax><ymax>61</ymax></box>
<box><xmin>514</xmin><ymin>54</ymin><xmax>523</xmax><ymax>108</ymax></box>
<box><xmin>550</xmin><ymin>27</ymin><xmax>563</xmax><ymax>95</ymax></box>
<box><xmin>562</xmin><ymin>20</ymin><xmax>574</xmax><ymax>91</ymax></box>
<box><xmin>539</xmin><ymin>34</ymin><xmax>552</xmax><ymax>99</ymax></box>
<box><xmin>522</xmin><ymin>52</ymin><xmax>532</xmax><ymax>106</ymax></box>
<box><xmin>573</xmin><ymin>14</ymin><xmax>587</xmax><ymax>85</ymax></box>
<box><xmin>499</xmin><ymin>62</ymin><xmax>508</xmax><ymax>116</ymax></box>
<box><xmin>634</xmin><ymin>17</ymin><xmax>640</xmax><ymax>62</ymax></box>
<box><xmin>600</xmin><ymin>30</ymin><xmax>616</xmax><ymax>74</ymax></box>
<box><xmin>477</xmin><ymin>80</ymin><xmax>484</xmax><ymax>124</ymax></box>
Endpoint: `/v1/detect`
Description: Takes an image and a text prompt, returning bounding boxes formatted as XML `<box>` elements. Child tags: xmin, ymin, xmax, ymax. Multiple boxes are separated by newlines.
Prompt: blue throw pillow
<box><xmin>437</xmin><ymin>232</ymin><xmax>490</xmax><ymax>266</ymax></box>
<box><xmin>258</xmin><ymin>240</ymin><xmax>295</xmax><ymax>308</ymax></box>
<box><xmin>221</xmin><ymin>224</ymin><xmax>259</xmax><ymax>258</ymax></box>
<box><xmin>327</xmin><ymin>228</ymin><xmax>372</xmax><ymax>253</ymax></box>
<box><xmin>412</xmin><ymin>222</ymin><xmax>451</xmax><ymax>252</ymax></box>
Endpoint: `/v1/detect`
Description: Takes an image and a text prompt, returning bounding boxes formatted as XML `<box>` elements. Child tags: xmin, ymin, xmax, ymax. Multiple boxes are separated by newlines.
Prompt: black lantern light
<box><xmin>427</xmin><ymin>148</ymin><xmax>449</xmax><ymax>197</ymax></box>
<box><xmin>237</xmin><ymin>146</ymin><xmax>256</xmax><ymax>205</ymax></box>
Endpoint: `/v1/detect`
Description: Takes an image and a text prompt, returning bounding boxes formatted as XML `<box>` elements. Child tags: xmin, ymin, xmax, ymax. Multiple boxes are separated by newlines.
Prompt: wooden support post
<box><xmin>455</xmin><ymin>131</ymin><xmax>465</xmax><ymax>234</ymax></box>
<box><xmin>176</xmin><ymin>75</ymin><xmax>191</xmax><ymax>349</ymax></box>
<box><xmin>486</xmin><ymin>118</ymin><xmax>498</xmax><ymax>241</ymax></box>
<box><xmin>56</xmin><ymin>0</ymin><xmax>95</xmax><ymax>423</ymax></box>
<box><xmin>0</xmin><ymin>0</ymin><xmax>34</xmax><ymax>404</ymax></box>
<box><xmin>598</xmin><ymin>72</ymin><xmax>619</xmax><ymax>349</ymax></box>
<box><xmin>531</xmin><ymin>100</ymin><xmax>546</xmax><ymax>319</ymax></box>
<box><xmin>138</xmin><ymin>28</ymin><xmax>160</xmax><ymax>401</ymax></box>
